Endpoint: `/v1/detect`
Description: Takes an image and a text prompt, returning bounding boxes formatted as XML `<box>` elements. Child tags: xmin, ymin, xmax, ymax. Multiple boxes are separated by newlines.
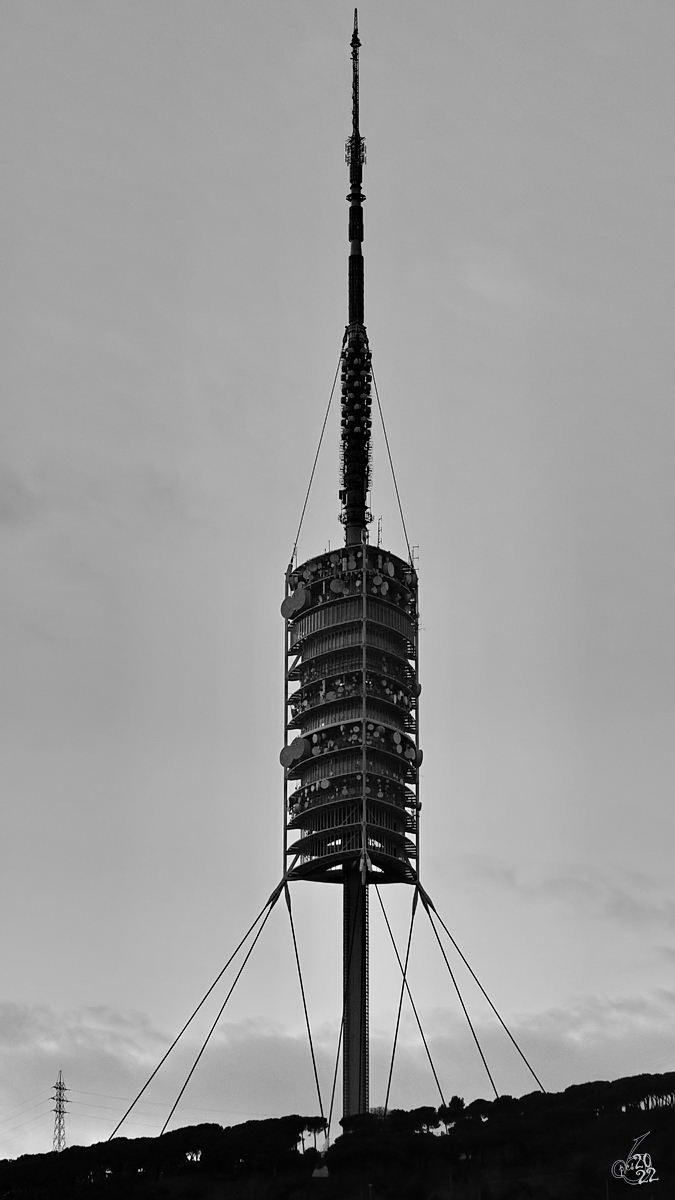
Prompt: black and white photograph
<box><xmin>1</xmin><ymin>2</ymin><xmax>674</xmax><ymax>1196</ymax></box>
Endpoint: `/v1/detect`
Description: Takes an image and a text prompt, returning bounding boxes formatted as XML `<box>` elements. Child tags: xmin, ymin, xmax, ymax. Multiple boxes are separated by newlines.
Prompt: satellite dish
<box><xmin>279</xmin><ymin>737</ymin><xmax>309</xmax><ymax>767</ymax></box>
<box><xmin>279</xmin><ymin>744</ymin><xmax>295</xmax><ymax>768</ymax></box>
<box><xmin>280</xmin><ymin>586</ymin><xmax>309</xmax><ymax>619</ymax></box>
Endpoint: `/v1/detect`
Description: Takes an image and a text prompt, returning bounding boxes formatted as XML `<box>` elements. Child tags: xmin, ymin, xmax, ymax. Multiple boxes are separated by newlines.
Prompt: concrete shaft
<box><xmin>343</xmin><ymin>864</ymin><xmax>368</xmax><ymax>1116</ymax></box>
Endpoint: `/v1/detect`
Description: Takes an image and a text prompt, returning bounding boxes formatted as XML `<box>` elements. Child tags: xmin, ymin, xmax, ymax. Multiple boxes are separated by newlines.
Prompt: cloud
<box><xmin>0</xmin><ymin>1001</ymin><xmax>166</xmax><ymax>1062</ymax></box>
<box><xmin>464</xmin><ymin>856</ymin><xmax>675</xmax><ymax>929</ymax></box>
<box><xmin>519</xmin><ymin>990</ymin><xmax>675</xmax><ymax>1046</ymax></box>
<box><xmin>385</xmin><ymin>990</ymin><xmax>675</xmax><ymax>1110</ymax></box>
<box><xmin>655</xmin><ymin>945</ymin><xmax>675</xmax><ymax>965</ymax></box>
<box><xmin>3</xmin><ymin>990</ymin><xmax>675</xmax><ymax>1159</ymax></box>
<box><xmin>0</xmin><ymin>1003</ymin><xmax>339</xmax><ymax>1159</ymax></box>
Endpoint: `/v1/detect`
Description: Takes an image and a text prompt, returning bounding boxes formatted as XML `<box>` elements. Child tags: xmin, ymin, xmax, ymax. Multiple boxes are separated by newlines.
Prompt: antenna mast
<box><xmin>341</xmin><ymin>8</ymin><xmax>371</xmax><ymax>549</ymax></box>
<box><xmin>347</xmin><ymin>8</ymin><xmax>366</xmax><ymax>326</ymax></box>
<box><xmin>52</xmin><ymin>1070</ymin><xmax>68</xmax><ymax>1152</ymax></box>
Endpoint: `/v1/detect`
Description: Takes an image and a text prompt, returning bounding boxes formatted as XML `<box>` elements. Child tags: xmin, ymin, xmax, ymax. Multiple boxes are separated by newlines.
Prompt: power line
<box><xmin>71</xmin><ymin>1092</ymin><xmax>276</xmax><ymax>1120</ymax></box>
<box><xmin>0</xmin><ymin>1090</ymin><xmax>51</xmax><ymax>1119</ymax></box>
<box><xmin>0</xmin><ymin>1110</ymin><xmax>54</xmax><ymax>1144</ymax></box>
<box><xmin>0</xmin><ymin>1097</ymin><xmax>52</xmax><ymax>1130</ymax></box>
<box><xmin>71</xmin><ymin>1112</ymin><xmax>159</xmax><ymax>1130</ymax></box>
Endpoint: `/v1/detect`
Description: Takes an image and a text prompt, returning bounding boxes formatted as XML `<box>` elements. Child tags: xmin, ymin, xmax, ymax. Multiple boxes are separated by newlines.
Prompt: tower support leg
<box><xmin>343</xmin><ymin>865</ymin><xmax>368</xmax><ymax>1116</ymax></box>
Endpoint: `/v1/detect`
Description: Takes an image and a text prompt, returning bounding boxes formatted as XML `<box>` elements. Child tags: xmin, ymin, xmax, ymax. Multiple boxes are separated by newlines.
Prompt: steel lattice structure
<box><xmin>281</xmin><ymin>11</ymin><xmax>421</xmax><ymax>1119</ymax></box>
<box><xmin>52</xmin><ymin>1070</ymin><xmax>68</xmax><ymax>1153</ymax></box>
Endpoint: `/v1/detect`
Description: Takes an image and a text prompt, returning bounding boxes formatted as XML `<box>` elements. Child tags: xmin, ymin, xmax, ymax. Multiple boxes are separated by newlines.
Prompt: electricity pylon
<box><xmin>52</xmin><ymin>1070</ymin><xmax>68</xmax><ymax>1152</ymax></box>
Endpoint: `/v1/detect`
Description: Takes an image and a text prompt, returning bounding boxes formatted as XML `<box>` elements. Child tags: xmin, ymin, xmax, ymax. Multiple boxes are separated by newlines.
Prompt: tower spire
<box><xmin>351</xmin><ymin>9</ymin><xmax>361</xmax><ymax>146</ymax></box>
<box><xmin>340</xmin><ymin>9</ymin><xmax>371</xmax><ymax>548</ymax></box>
<box><xmin>346</xmin><ymin>8</ymin><xmax>365</xmax><ymax>326</ymax></box>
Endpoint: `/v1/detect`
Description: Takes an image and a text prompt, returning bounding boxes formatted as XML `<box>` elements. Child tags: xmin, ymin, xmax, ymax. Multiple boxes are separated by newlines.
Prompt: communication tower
<box><xmin>52</xmin><ymin>1070</ymin><xmax>68</xmax><ymax>1152</ymax></box>
<box><xmin>108</xmin><ymin>14</ymin><xmax>544</xmax><ymax>1145</ymax></box>
<box><xmin>281</xmin><ymin>11</ymin><xmax>421</xmax><ymax>1118</ymax></box>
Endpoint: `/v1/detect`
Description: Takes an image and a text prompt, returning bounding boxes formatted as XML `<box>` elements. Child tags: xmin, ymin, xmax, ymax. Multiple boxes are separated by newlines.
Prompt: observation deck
<box><xmin>281</xmin><ymin>542</ymin><xmax>420</xmax><ymax>885</ymax></box>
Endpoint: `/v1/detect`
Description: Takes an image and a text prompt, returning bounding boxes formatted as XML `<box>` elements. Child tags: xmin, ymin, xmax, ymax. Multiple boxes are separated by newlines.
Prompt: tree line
<box><xmin>1</xmin><ymin>1069</ymin><xmax>673</xmax><ymax>1198</ymax></box>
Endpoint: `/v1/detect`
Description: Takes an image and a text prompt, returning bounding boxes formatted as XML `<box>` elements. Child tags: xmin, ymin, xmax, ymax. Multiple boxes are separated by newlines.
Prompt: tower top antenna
<box><xmin>342</xmin><ymin>9</ymin><xmax>369</xmax><ymax>537</ymax></box>
<box><xmin>351</xmin><ymin>9</ymin><xmax>361</xmax><ymax>141</ymax></box>
<box><xmin>345</xmin><ymin>9</ymin><xmax>366</xmax><ymax>330</ymax></box>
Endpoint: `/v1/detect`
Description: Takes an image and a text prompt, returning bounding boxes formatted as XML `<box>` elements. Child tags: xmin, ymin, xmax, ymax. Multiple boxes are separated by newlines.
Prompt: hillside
<box><xmin>1</xmin><ymin>1070</ymin><xmax>673</xmax><ymax>1198</ymax></box>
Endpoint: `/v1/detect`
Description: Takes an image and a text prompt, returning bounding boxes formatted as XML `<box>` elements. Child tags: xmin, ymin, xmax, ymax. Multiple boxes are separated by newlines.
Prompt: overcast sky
<box><xmin>2</xmin><ymin>0</ymin><xmax>674</xmax><ymax>1158</ymax></box>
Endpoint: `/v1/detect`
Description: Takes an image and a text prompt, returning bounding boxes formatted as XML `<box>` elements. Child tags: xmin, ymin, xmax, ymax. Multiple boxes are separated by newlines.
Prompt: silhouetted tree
<box><xmin>438</xmin><ymin>1094</ymin><xmax>465</xmax><ymax>1131</ymax></box>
